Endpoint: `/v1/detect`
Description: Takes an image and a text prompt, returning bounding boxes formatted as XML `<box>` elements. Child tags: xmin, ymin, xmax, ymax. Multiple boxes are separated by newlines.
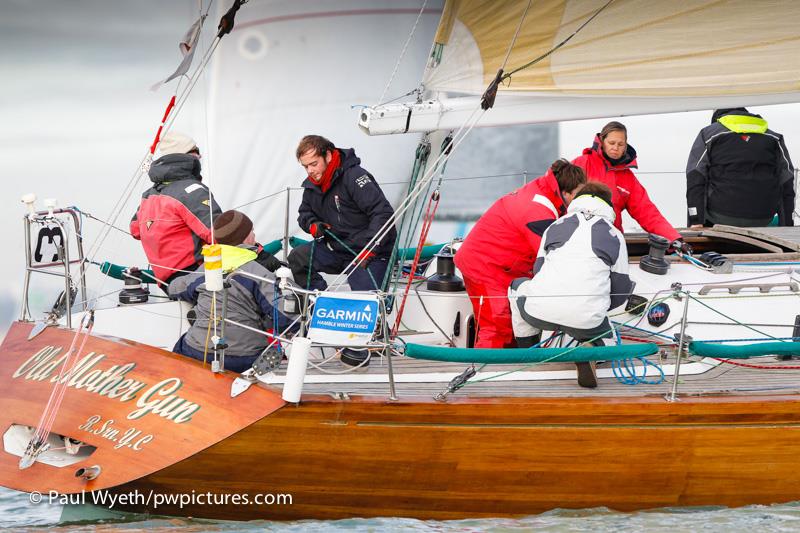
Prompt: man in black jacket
<box><xmin>288</xmin><ymin>135</ymin><xmax>396</xmax><ymax>292</ymax></box>
<box><xmin>686</xmin><ymin>108</ymin><xmax>795</xmax><ymax>227</ymax></box>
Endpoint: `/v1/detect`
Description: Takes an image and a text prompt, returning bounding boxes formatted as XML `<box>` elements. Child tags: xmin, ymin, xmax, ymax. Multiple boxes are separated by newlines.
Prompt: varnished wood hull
<box><xmin>2</xmin><ymin>321</ymin><xmax>800</xmax><ymax>520</ymax></box>
<box><xmin>107</xmin><ymin>392</ymin><xmax>800</xmax><ymax>520</ymax></box>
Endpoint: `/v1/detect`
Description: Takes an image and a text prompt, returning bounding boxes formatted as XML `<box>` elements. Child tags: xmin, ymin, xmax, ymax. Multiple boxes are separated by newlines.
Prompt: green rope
<box><xmin>688</xmin><ymin>293</ymin><xmax>782</xmax><ymax>341</ymax></box>
<box><xmin>323</xmin><ymin>229</ymin><xmax>380</xmax><ymax>290</ymax></box>
<box><xmin>388</xmin><ymin>141</ymin><xmax>430</xmax><ymax>292</ymax></box>
<box><xmin>305</xmin><ymin>238</ymin><xmax>315</xmax><ymax>290</ymax></box>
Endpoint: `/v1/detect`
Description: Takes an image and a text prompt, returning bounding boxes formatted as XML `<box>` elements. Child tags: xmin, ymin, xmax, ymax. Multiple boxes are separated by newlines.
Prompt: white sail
<box><xmin>204</xmin><ymin>0</ymin><xmax>442</xmax><ymax>242</ymax></box>
<box><xmin>361</xmin><ymin>0</ymin><xmax>800</xmax><ymax>134</ymax></box>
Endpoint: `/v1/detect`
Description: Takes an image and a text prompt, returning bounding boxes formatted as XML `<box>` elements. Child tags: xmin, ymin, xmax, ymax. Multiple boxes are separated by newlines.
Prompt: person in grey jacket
<box><xmin>170</xmin><ymin>210</ymin><xmax>295</xmax><ymax>372</ymax></box>
<box><xmin>508</xmin><ymin>182</ymin><xmax>634</xmax><ymax>388</ymax></box>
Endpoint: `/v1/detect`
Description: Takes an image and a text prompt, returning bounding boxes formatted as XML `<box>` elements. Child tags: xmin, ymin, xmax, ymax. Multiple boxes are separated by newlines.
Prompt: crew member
<box><xmin>686</xmin><ymin>108</ymin><xmax>795</xmax><ymax>227</ymax></box>
<box><xmin>572</xmin><ymin>121</ymin><xmax>685</xmax><ymax>248</ymax></box>
<box><xmin>509</xmin><ymin>182</ymin><xmax>634</xmax><ymax>388</ymax></box>
<box><xmin>288</xmin><ymin>135</ymin><xmax>396</xmax><ymax>292</ymax></box>
<box><xmin>454</xmin><ymin>159</ymin><xmax>586</xmax><ymax>348</ymax></box>
<box><xmin>170</xmin><ymin>210</ymin><xmax>295</xmax><ymax>373</ymax></box>
<box><xmin>131</xmin><ymin>131</ymin><xmax>222</xmax><ymax>285</ymax></box>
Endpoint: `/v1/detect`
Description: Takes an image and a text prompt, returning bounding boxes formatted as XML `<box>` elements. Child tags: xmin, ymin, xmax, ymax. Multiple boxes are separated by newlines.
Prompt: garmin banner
<box><xmin>308</xmin><ymin>293</ymin><xmax>380</xmax><ymax>346</ymax></box>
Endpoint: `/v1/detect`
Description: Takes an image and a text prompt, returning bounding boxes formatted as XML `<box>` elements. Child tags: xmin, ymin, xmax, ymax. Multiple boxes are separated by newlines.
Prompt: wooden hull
<box><xmin>2</xmin><ymin>321</ymin><xmax>800</xmax><ymax>520</ymax></box>
<box><xmin>0</xmin><ymin>322</ymin><xmax>284</xmax><ymax>494</ymax></box>
<box><xmin>107</xmin><ymin>393</ymin><xmax>800</xmax><ymax>520</ymax></box>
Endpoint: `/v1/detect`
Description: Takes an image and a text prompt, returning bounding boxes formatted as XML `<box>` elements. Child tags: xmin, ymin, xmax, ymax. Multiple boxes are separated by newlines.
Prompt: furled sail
<box><xmin>361</xmin><ymin>0</ymin><xmax>800</xmax><ymax>134</ymax></box>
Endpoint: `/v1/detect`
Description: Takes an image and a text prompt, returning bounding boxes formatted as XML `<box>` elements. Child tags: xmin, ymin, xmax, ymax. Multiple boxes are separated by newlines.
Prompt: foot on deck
<box><xmin>575</xmin><ymin>361</ymin><xmax>597</xmax><ymax>389</ymax></box>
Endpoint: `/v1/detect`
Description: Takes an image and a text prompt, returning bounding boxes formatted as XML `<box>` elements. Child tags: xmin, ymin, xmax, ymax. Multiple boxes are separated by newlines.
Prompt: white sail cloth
<box><xmin>425</xmin><ymin>0</ymin><xmax>800</xmax><ymax>99</ymax></box>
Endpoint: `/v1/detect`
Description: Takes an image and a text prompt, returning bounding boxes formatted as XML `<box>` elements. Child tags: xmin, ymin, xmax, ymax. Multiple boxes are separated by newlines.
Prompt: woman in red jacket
<box><xmin>454</xmin><ymin>160</ymin><xmax>586</xmax><ymax>348</ymax></box>
<box><xmin>571</xmin><ymin>121</ymin><xmax>682</xmax><ymax>243</ymax></box>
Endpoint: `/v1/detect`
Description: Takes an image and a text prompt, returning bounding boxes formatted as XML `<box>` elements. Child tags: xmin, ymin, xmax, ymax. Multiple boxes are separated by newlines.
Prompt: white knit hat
<box><xmin>158</xmin><ymin>131</ymin><xmax>197</xmax><ymax>156</ymax></box>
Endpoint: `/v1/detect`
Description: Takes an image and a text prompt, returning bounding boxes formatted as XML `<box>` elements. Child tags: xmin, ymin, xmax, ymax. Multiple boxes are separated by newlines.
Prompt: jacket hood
<box><xmin>302</xmin><ymin>148</ymin><xmax>362</xmax><ymax>191</ymax></box>
<box><xmin>536</xmin><ymin>170</ymin><xmax>567</xmax><ymax>215</ymax></box>
<box><xmin>711</xmin><ymin>107</ymin><xmax>756</xmax><ymax>123</ymax></box>
<box><xmin>149</xmin><ymin>153</ymin><xmax>201</xmax><ymax>185</ymax></box>
<box><xmin>587</xmin><ymin>134</ymin><xmax>637</xmax><ymax>169</ymax></box>
<box><xmin>567</xmin><ymin>193</ymin><xmax>616</xmax><ymax>223</ymax></box>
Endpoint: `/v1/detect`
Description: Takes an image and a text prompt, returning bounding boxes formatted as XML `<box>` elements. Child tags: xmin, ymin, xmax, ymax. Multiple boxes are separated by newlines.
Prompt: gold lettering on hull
<box><xmin>11</xmin><ymin>346</ymin><xmax>201</xmax><ymax>424</ymax></box>
<box><xmin>79</xmin><ymin>415</ymin><xmax>154</xmax><ymax>450</ymax></box>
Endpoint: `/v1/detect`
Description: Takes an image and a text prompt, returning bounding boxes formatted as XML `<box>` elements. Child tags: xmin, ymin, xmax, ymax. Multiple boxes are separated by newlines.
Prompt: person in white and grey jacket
<box><xmin>508</xmin><ymin>182</ymin><xmax>635</xmax><ymax>387</ymax></box>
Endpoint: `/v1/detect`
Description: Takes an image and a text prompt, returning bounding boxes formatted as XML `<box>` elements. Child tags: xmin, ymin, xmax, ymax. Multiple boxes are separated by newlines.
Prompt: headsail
<box><xmin>361</xmin><ymin>0</ymin><xmax>800</xmax><ymax>134</ymax></box>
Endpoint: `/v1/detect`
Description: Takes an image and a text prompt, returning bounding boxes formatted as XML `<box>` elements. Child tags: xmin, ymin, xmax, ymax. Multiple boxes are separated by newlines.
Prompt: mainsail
<box><xmin>361</xmin><ymin>0</ymin><xmax>800</xmax><ymax>133</ymax></box>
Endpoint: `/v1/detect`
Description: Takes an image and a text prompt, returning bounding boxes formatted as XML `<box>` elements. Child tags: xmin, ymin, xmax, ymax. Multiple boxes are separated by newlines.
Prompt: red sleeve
<box><xmin>624</xmin><ymin>174</ymin><xmax>681</xmax><ymax>242</ymax></box>
<box><xmin>130</xmin><ymin>213</ymin><xmax>141</xmax><ymax>240</ymax></box>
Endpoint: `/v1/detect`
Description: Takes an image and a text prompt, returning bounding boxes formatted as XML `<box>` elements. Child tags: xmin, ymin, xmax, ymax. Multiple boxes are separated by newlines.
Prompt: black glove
<box><xmin>256</xmin><ymin>250</ymin><xmax>287</xmax><ymax>272</ymax></box>
<box><xmin>671</xmin><ymin>239</ymin><xmax>693</xmax><ymax>255</ymax></box>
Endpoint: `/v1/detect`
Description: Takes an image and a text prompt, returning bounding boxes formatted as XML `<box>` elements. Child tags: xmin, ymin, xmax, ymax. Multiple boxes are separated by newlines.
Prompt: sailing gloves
<box><xmin>309</xmin><ymin>221</ymin><xmax>331</xmax><ymax>239</ymax></box>
<box><xmin>256</xmin><ymin>249</ymin><xmax>288</xmax><ymax>272</ymax></box>
<box><xmin>671</xmin><ymin>239</ymin><xmax>693</xmax><ymax>255</ymax></box>
<box><xmin>356</xmin><ymin>249</ymin><xmax>376</xmax><ymax>268</ymax></box>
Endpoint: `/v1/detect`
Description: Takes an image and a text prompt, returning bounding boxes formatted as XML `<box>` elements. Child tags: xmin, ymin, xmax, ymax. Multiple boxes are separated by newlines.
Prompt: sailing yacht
<box><xmin>2</xmin><ymin>0</ymin><xmax>800</xmax><ymax>521</ymax></box>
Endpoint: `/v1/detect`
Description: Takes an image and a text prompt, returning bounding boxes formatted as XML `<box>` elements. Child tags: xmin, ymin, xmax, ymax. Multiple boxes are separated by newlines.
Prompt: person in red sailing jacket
<box><xmin>454</xmin><ymin>160</ymin><xmax>587</xmax><ymax>348</ymax></box>
<box><xmin>571</xmin><ymin>121</ymin><xmax>685</xmax><ymax>247</ymax></box>
<box><xmin>130</xmin><ymin>132</ymin><xmax>222</xmax><ymax>286</ymax></box>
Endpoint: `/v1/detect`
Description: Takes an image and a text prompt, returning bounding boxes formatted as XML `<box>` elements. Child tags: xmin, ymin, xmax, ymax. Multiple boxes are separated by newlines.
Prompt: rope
<box><xmin>24</xmin><ymin>312</ymin><xmax>94</xmax><ymax>465</ymax></box>
<box><xmin>688</xmin><ymin>293</ymin><xmax>784</xmax><ymax>341</ymax></box>
<box><xmin>323</xmin><ymin>229</ymin><xmax>380</xmax><ymax>290</ymax></box>
<box><xmin>501</xmin><ymin>0</ymin><xmax>615</xmax><ymax>81</ymax></box>
<box><xmin>306</xmin><ymin>238</ymin><xmax>316</xmax><ymax>290</ymax></box>
<box><xmin>377</xmin><ymin>0</ymin><xmax>429</xmax><ymax>105</ymax></box>
<box><xmin>500</xmin><ymin>0</ymin><xmax>532</xmax><ymax>71</ymax></box>
<box><xmin>712</xmin><ymin>358</ymin><xmax>800</xmax><ymax>370</ymax></box>
<box><xmin>329</xmin><ymin>106</ymin><xmax>487</xmax><ymax>288</ymax></box>
<box><xmin>392</xmin><ymin>190</ymin><xmax>440</xmax><ymax>338</ymax></box>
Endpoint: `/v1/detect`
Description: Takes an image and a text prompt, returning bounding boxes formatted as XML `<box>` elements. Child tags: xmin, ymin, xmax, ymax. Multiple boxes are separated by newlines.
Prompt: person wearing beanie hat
<box><xmin>212</xmin><ymin>210</ymin><xmax>284</xmax><ymax>272</ymax></box>
<box><xmin>158</xmin><ymin>131</ymin><xmax>199</xmax><ymax>157</ymax></box>
<box><xmin>168</xmin><ymin>211</ymin><xmax>296</xmax><ymax>373</ymax></box>
<box><xmin>130</xmin><ymin>132</ymin><xmax>221</xmax><ymax>286</ymax></box>
<box><xmin>214</xmin><ymin>210</ymin><xmax>254</xmax><ymax>246</ymax></box>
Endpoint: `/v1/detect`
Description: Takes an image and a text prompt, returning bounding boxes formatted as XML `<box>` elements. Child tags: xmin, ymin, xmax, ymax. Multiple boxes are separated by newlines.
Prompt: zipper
<box><xmin>334</xmin><ymin>194</ymin><xmax>341</xmax><ymax>223</ymax></box>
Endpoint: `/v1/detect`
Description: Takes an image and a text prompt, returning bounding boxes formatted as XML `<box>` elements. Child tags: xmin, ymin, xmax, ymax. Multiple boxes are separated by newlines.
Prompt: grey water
<box><xmin>4</xmin><ymin>488</ymin><xmax>800</xmax><ymax>532</ymax></box>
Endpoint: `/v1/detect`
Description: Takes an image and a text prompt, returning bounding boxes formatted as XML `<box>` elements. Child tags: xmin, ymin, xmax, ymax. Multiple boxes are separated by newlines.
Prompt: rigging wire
<box><xmin>377</xmin><ymin>0</ymin><xmax>429</xmax><ymax>106</ymax></box>
<box><xmin>328</xmin><ymin>106</ymin><xmax>486</xmax><ymax>289</ymax></box>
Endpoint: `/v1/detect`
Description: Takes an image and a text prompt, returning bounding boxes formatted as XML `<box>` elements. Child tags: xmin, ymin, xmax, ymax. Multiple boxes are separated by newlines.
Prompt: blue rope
<box><xmin>272</xmin><ymin>288</ymin><xmax>282</xmax><ymax>355</ymax></box>
<box><xmin>608</xmin><ymin>323</ymin><xmax>664</xmax><ymax>385</ymax></box>
<box><xmin>611</xmin><ymin>357</ymin><xmax>665</xmax><ymax>385</ymax></box>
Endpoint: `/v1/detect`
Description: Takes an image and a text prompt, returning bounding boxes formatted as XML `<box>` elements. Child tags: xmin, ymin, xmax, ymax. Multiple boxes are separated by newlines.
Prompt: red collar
<box><xmin>309</xmin><ymin>149</ymin><xmax>341</xmax><ymax>194</ymax></box>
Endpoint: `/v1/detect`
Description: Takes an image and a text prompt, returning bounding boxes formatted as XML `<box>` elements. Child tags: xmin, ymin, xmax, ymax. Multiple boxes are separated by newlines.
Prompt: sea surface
<box><xmin>4</xmin><ymin>488</ymin><xmax>800</xmax><ymax>532</ymax></box>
